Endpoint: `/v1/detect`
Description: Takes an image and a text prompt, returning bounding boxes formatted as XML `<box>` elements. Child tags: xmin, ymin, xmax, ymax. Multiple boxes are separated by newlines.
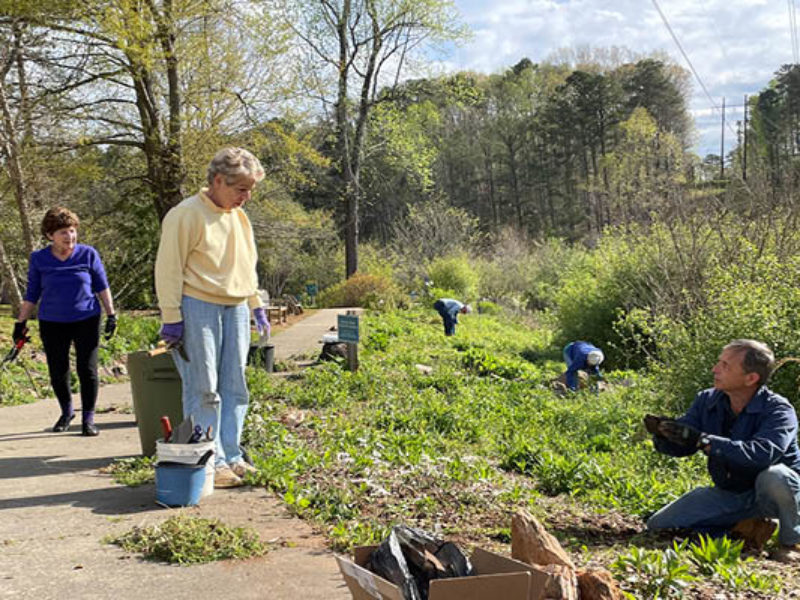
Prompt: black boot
<box><xmin>53</xmin><ymin>414</ymin><xmax>75</xmax><ymax>432</ymax></box>
<box><xmin>82</xmin><ymin>422</ymin><xmax>99</xmax><ymax>437</ymax></box>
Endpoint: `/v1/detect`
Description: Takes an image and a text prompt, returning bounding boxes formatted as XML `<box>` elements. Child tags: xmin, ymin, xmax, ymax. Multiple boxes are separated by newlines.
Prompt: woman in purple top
<box><xmin>12</xmin><ymin>207</ymin><xmax>117</xmax><ymax>436</ymax></box>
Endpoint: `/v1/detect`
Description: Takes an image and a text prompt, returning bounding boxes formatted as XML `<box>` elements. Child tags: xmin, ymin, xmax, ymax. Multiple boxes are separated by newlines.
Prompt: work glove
<box><xmin>12</xmin><ymin>321</ymin><xmax>28</xmax><ymax>344</ymax></box>
<box><xmin>104</xmin><ymin>314</ymin><xmax>117</xmax><ymax>341</ymax></box>
<box><xmin>253</xmin><ymin>307</ymin><xmax>270</xmax><ymax>337</ymax></box>
<box><xmin>658</xmin><ymin>419</ymin><xmax>702</xmax><ymax>448</ymax></box>
<box><xmin>643</xmin><ymin>414</ymin><xmax>668</xmax><ymax>436</ymax></box>
<box><xmin>159</xmin><ymin>321</ymin><xmax>184</xmax><ymax>345</ymax></box>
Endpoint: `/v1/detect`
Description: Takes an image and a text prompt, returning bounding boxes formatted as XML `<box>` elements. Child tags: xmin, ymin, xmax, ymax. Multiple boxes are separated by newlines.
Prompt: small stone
<box><xmin>577</xmin><ymin>568</ymin><xmax>625</xmax><ymax>600</ymax></box>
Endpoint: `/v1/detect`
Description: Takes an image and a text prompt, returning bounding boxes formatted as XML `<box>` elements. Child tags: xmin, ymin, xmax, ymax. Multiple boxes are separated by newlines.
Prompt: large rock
<box><xmin>512</xmin><ymin>511</ymin><xmax>575</xmax><ymax>570</ymax></box>
<box><xmin>577</xmin><ymin>568</ymin><xmax>625</xmax><ymax>600</ymax></box>
<box><xmin>529</xmin><ymin>564</ymin><xmax>579</xmax><ymax>600</ymax></box>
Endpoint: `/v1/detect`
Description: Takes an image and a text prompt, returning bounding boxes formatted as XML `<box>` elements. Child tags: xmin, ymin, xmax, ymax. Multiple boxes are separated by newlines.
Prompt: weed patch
<box><xmin>108</xmin><ymin>514</ymin><xmax>266</xmax><ymax>564</ymax></box>
<box><xmin>103</xmin><ymin>456</ymin><xmax>155</xmax><ymax>487</ymax></box>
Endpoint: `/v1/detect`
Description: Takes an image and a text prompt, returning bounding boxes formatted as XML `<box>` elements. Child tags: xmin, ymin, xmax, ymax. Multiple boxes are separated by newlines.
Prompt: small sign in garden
<box><xmin>337</xmin><ymin>314</ymin><xmax>360</xmax><ymax>343</ymax></box>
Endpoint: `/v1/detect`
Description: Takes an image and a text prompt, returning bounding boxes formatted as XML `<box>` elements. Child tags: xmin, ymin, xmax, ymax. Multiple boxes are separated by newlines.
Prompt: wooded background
<box><xmin>2</xmin><ymin>1</ymin><xmax>800</xmax><ymax>369</ymax></box>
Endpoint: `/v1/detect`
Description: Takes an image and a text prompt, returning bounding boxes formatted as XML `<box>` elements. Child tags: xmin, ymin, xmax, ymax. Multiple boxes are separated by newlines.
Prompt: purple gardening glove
<box><xmin>160</xmin><ymin>321</ymin><xmax>184</xmax><ymax>344</ymax></box>
<box><xmin>253</xmin><ymin>307</ymin><xmax>270</xmax><ymax>337</ymax></box>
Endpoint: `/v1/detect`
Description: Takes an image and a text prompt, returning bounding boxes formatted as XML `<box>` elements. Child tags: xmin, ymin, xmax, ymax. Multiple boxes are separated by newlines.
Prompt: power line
<box><xmin>650</xmin><ymin>0</ymin><xmax>720</xmax><ymax>112</ymax></box>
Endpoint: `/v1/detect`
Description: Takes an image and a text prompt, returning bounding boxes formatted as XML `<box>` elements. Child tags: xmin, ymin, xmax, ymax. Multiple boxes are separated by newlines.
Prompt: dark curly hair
<box><xmin>41</xmin><ymin>207</ymin><xmax>80</xmax><ymax>238</ymax></box>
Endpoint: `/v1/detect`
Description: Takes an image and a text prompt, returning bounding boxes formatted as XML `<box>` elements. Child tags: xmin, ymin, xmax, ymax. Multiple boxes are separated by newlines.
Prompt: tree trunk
<box><xmin>0</xmin><ymin>234</ymin><xmax>22</xmax><ymax>315</ymax></box>
<box><xmin>0</xmin><ymin>76</ymin><xmax>36</xmax><ymax>256</ymax></box>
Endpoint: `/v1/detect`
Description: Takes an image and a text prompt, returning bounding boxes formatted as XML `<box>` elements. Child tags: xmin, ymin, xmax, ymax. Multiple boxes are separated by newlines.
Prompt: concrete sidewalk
<box><xmin>0</xmin><ymin>309</ymin><xmax>358</xmax><ymax>600</ymax></box>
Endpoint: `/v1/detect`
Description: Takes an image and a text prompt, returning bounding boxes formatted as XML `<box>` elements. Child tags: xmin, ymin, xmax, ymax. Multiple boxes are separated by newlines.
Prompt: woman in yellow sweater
<box><xmin>155</xmin><ymin>148</ymin><xmax>268</xmax><ymax>488</ymax></box>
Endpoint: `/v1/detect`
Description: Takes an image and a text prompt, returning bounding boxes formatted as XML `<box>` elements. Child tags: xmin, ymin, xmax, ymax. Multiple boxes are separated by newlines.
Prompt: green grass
<box><xmin>242</xmin><ymin>306</ymin><xmax>789</xmax><ymax>596</ymax></box>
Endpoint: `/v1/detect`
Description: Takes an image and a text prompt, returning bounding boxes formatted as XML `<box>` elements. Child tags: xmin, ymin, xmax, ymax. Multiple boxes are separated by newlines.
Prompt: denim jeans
<box><xmin>647</xmin><ymin>464</ymin><xmax>800</xmax><ymax>545</ymax></box>
<box><xmin>172</xmin><ymin>295</ymin><xmax>250</xmax><ymax>467</ymax></box>
<box><xmin>433</xmin><ymin>300</ymin><xmax>456</xmax><ymax>336</ymax></box>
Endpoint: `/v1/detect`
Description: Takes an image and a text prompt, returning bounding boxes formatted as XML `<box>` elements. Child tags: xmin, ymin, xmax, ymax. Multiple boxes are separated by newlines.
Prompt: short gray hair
<box><xmin>207</xmin><ymin>147</ymin><xmax>265</xmax><ymax>185</ymax></box>
<box><xmin>723</xmin><ymin>339</ymin><xmax>775</xmax><ymax>385</ymax></box>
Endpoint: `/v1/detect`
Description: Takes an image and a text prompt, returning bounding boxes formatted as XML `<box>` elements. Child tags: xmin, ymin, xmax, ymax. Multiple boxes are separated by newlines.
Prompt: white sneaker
<box><xmin>214</xmin><ymin>465</ymin><xmax>243</xmax><ymax>488</ymax></box>
<box><xmin>230</xmin><ymin>461</ymin><xmax>257</xmax><ymax>478</ymax></box>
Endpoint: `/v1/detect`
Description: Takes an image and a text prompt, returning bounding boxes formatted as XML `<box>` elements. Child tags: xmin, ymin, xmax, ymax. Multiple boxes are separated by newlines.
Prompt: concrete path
<box><xmin>0</xmin><ymin>308</ymin><xmax>359</xmax><ymax>600</ymax></box>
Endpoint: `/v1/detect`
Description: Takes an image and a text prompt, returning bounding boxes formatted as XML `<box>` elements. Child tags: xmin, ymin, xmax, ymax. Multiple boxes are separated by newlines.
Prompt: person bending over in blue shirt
<box><xmin>13</xmin><ymin>207</ymin><xmax>117</xmax><ymax>436</ymax></box>
<box><xmin>645</xmin><ymin>339</ymin><xmax>800</xmax><ymax>563</ymax></box>
<box><xmin>432</xmin><ymin>298</ymin><xmax>471</xmax><ymax>336</ymax></box>
<box><xmin>563</xmin><ymin>341</ymin><xmax>604</xmax><ymax>391</ymax></box>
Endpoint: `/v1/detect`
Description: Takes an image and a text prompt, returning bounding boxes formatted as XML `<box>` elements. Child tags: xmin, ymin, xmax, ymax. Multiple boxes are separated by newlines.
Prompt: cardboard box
<box><xmin>336</xmin><ymin>545</ymin><xmax>540</xmax><ymax>600</ymax></box>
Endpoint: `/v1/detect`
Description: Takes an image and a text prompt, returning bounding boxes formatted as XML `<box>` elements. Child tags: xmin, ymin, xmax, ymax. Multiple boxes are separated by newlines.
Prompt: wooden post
<box><xmin>346</xmin><ymin>342</ymin><xmax>359</xmax><ymax>372</ymax></box>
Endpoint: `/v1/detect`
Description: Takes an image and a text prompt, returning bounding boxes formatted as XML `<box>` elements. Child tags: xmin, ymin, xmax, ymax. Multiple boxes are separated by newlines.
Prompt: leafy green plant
<box><xmin>686</xmin><ymin>534</ymin><xmax>742</xmax><ymax>575</ymax></box>
<box><xmin>108</xmin><ymin>514</ymin><xmax>266</xmax><ymax>564</ymax></box>
<box><xmin>612</xmin><ymin>541</ymin><xmax>695</xmax><ymax>598</ymax></box>
<box><xmin>687</xmin><ymin>535</ymin><xmax>781</xmax><ymax>593</ymax></box>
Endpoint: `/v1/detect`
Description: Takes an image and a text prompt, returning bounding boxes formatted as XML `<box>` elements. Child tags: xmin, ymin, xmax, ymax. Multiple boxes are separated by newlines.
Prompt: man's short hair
<box><xmin>723</xmin><ymin>339</ymin><xmax>775</xmax><ymax>386</ymax></box>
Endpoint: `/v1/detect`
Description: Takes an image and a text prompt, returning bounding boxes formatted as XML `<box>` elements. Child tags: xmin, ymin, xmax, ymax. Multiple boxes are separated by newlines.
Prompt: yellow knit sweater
<box><xmin>155</xmin><ymin>189</ymin><xmax>262</xmax><ymax>323</ymax></box>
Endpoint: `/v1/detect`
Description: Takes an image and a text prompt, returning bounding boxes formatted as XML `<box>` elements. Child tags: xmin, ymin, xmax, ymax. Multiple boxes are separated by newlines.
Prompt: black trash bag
<box><xmin>368</xmin><ymin>530</ymin><xmax>423</xmax><ymax>600</ymax></box>
<box><xmin>434</xmin><ymin>542</ymin><xmax>472</xmax><ymax>578</ymax></box>
<box><xmin>370</xmin><ymin>526</ymin><xmax>473</xmax><ymax>600</ymax></box>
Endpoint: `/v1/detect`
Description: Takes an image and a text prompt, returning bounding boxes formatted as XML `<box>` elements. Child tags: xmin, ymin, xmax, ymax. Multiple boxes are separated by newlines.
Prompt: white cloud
<box><xmin>441</xmin><ymin>0</ymin><xmax>797</xmax><ymax>155</ymax></box>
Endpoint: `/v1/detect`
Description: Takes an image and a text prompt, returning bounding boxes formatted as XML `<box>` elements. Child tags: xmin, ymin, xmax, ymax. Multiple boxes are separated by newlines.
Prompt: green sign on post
<box><xmin>337</xmin><ymin>314</ymin><xmax>360</xmax><ymax>343</ymax></box>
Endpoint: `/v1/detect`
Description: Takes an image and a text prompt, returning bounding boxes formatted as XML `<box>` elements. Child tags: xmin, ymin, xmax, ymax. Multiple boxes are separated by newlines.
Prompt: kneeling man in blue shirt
<box><xmin>645</xmin><ymin>339</ymin><xmax>800</xmax><ymax>562</ymax></box>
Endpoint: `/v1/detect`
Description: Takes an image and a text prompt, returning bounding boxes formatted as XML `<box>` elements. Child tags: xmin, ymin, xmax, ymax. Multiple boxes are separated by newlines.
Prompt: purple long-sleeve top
<box><xmin>23</xmin><ymin>244</ymin><xmax>109</xmax><ymax>322</ymax></box>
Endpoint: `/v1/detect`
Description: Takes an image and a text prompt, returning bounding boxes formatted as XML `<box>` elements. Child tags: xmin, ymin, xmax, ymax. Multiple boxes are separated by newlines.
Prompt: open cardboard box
<box><xmin>337</xmin><ymin>545</ymin><xmax>544</xmax><ymax>600</ymax></box>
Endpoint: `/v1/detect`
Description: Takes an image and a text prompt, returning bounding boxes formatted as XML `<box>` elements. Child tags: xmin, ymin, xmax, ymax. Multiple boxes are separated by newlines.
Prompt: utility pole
<box><xmin>720</xmin><ymin>96</ymin><xmax>725</xmax><ymax>180</ymax></box>
<box><xmin>743</xmin><ymin>94</ymin><xmax>748</xmax><ymax>181</ymax></box>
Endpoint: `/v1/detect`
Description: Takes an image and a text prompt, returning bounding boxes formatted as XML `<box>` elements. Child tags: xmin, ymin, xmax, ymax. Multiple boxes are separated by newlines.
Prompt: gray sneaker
<box><xmin>230</xmin><ymin>461</ymin><xmax>257</xmax><ymax>478</ymax></box>
<box><xmin>214</xmin><ymin>465</ymin><xmax>243</xmax><ymax>488</ymax></box>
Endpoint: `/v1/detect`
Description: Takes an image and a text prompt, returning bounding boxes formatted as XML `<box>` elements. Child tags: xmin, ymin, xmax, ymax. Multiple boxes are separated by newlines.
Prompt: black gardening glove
<box><xmin>104</xmin><ymin>314</ymin><xmax>118</xmax><ymax>341</ymax></box>
<box><xmin>12</xmin><ymin>321</ymin><xmax>29</xmax><ymax>344</ymax></box>
<box><xmin>643</xmin><ymin>414</ymin><xmax>667</xmax><ymax>436</ymax></box>
<box><xmin>658</xmin><ymin>419</ymin><xmax>702</xmax><ymax>448</ymax></box>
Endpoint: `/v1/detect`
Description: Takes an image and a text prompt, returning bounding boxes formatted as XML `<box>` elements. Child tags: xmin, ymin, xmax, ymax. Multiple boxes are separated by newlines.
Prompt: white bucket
<box><xmin>322</xmin><ymin>333</ymin><xmax>339</xmax><ymax>343</ymax></box>
<box><xmin>156</xmin><ymin>439</ymin><xmax>215</xmax><ymax>498</ymax></box>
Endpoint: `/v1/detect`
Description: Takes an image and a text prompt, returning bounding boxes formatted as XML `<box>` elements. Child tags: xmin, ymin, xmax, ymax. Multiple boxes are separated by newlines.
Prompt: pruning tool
<box><xmin>0</xmin><ymin>327</ymin><xmax>40</xmax><ymax>397</ymax></box>
<box><xmin>1</xmin><ymin>326</ymin><xmax>30</xmax><ymax>372</ymax></box>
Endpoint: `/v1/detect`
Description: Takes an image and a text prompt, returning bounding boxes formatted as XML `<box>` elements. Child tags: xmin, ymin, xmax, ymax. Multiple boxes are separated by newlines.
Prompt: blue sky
<box><xmin>437</xmin><ymin>0</ymin><xmax>795</xmax><ymax>157</ymax></box>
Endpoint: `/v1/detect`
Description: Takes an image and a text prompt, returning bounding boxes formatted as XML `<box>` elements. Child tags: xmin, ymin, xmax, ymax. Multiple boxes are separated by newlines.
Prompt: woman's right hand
<box><xmin>12</xmin><ymin>321</ymin><xmax>28</xmax><ymax>344</ymax></box>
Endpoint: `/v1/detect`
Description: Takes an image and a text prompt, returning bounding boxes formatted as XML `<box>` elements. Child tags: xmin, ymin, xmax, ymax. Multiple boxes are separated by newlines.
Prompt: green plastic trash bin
<box><xmin>247</xmin><ymin>343</ymin><xmax>275</xmax><ymax>372</ymax></box>
<box><xmin>127</xmin><ymin>350</ymin><xmax>183</xmax><ymax>457</ymax></box>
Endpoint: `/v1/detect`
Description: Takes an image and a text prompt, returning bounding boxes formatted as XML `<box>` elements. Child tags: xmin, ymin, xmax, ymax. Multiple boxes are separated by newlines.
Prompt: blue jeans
<box><xmin>433</xmin><ymin>300</ymin><xmax>456</xmax><ymax>336</ymax></box>
<box><xmin>172</xmin><ymin>295</ymin><xmax>250</xmax><ymax>467</ymax></box>
<box><xmin>647</xmin><ymin>464</ymin><xmax>800</xmax><ymax>545</ymax></box>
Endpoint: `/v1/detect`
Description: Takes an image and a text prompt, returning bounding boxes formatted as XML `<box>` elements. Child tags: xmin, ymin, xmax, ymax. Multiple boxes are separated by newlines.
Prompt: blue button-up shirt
<box><xmin>564</xmin><ymin>341</ymin><xmax>602</xmax><ymax>390</ymax></box>
<box><xmin>654</xmin><ymin>386</ymin><xmax>800</xmax><ymax>491</ymax></box>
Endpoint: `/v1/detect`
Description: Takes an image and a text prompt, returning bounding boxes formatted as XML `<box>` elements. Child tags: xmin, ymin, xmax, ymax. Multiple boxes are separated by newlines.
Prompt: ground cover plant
<box><xmin>244</xmin><ymin>306</ymin><xmax>795</xmax><ymax>597</ymax></box>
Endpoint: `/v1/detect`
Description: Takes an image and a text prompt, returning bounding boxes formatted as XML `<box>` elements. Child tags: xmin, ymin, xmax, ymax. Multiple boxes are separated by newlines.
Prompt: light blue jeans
<box><xmin>172</xmin><ymin>295</ymin><xmax>250</xmax><ymax>467</ymax></box>
<box><xmin>647</xmin><ymin>464</ymin><xmax>800</xmax><ymax>545</ymax></box>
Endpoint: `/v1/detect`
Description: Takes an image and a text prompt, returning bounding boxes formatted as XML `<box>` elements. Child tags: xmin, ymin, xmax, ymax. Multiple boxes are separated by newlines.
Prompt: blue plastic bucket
<box><xmin>155</xmin><ymin>463</ymin><xmax>206</xmax><ymax>507</ymax></box>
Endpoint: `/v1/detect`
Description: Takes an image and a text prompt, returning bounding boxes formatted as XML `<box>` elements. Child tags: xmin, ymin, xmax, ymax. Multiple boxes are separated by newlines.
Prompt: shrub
<box><xmin>646</xmin><ymin>249</ymin><xmax>800</xmax><ymax>407</ymax></box>
<box><xmin>427</xmin><ymin>254</ymin><xmax>478</xmax><ymax>300</ymax></box>
<box><xmin>316</xmin><ymin>273</ymin><xmax>400</xmax><ymax>309</ymax></box>
<box><xmin>477</xmin><ymin>301</ymin><xmax>500</xmax><ymax>315</ymax></box>
<box><xmin>554</xmin><ymin>224</ymin><xmax>720</xmax><ymax>369</ymax></box>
